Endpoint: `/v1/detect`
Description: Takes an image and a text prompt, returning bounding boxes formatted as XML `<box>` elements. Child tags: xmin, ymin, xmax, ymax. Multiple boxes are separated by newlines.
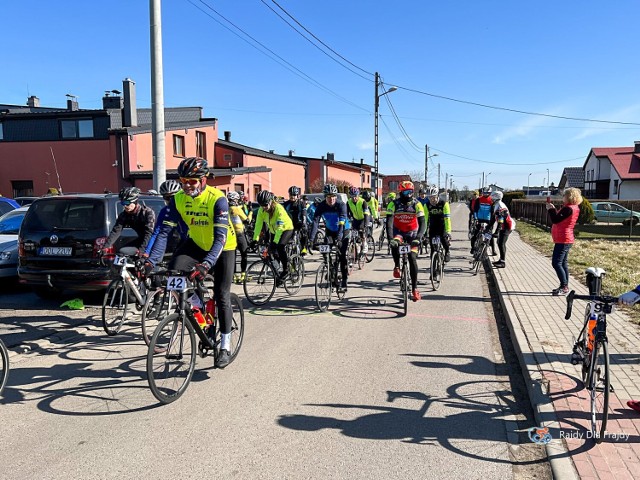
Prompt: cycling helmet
<box><xmin>399</xmin><ymin>181</ymin><xmax>414</xmax><ymax>193</ymax></box>
<box><xmin>387</xmin><ymin>192</ymin><xmax>396</xmax><ymax>201</ymax></box>
<box><xmin>159</xmin><ymin>180</ymin><xmax>181</xmax><ymax>197</ymax></box>
<box><xmin>348</xmin><ymin>186</ymin><xmax>360</xmax><ymax>197</ymax></box>
<box><xmin>481</xmin><ymin>186</ymin><xmax>491</xmax><ymax>195</ymax></box>
<box><xmin>177</xmin><ymin>157</ymin><xmax>209</xmax><ymax>178</ymax></box>
<box><xmin>418</xmin><ymin>188</ymin><xmax>426</xmax><ymax>195</ymax></box>
<box><xmin>491</xmin><ymin>191</ymin><xmax>504</xmax><ymax>202</ymax></box>
<box><xmin>361</xmin><ymin>190</ymin><xmax>371</xmax><ymax>201</ymax></box>
<box><xmin>227</xmin><ymin>191</ymin><xmax>240</xmax><ymax>206</ymax></box>
<box><xmin>428</xmin><ymin>186</ymin><xmax>439</xmax><ymax>197</ymax></box>
<box><xmin>119</xmin><ymin>186</ymin><xmax>140</xmax><ymax>203</ymax></box>
<box><xmin>288</xmin><ymin>186</ymin><xmax>301</xmax><ymax>196</ymax></box>
<box><xmin>257</xmin><ymin>190</ymin><xmax>275</xmax><ymax>207</ymax></box>
<box><xmin>323</xmin><ymin>184</ymin><xmax>338</xmax><ymax>196</ymax></box>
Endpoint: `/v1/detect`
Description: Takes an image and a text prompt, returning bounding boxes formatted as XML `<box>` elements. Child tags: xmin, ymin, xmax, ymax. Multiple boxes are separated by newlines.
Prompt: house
<box><xmin>558</xmin><ymin>167</ymin><xmax>584</xmax><ymax>191</ymax></box>
<box><xmin>583</xmin><ymin>142</ymin><xmax>640</xmax><ymax>199</ymax></box>
<box><xmin>293</xmin><ymin>152</ymin><xmax>371</xmax><ymax>194</ymax></box>
<box><xmin>381</xmin><ymin>174</ymin><xmax>411</xmax><ymax>196</ymax></box>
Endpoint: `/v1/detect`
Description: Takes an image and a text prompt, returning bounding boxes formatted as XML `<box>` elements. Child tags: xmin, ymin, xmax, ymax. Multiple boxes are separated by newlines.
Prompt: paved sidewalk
<box><xmin>489</xmin><ymin>230</ymin><xmax>640</xmax><ymax>479</ymax></box>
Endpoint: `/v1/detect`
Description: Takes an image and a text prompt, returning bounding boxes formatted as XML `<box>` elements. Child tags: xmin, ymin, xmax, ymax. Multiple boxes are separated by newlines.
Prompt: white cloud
<box><xmin>570</xmin><ymin>103</ymin><xmax>640</xmax><ymax>141</ymax></box>
<box><xmin>492</xmin><ymin>114</ymin><xmax>555</xmax><ymax>144</ymax></box>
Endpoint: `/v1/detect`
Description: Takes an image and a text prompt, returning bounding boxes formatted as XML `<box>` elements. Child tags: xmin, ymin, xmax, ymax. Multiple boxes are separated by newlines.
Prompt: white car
<box><xmin>0</xmin><ymin>206</ymin><xmax>29</xmax><ymax>278</ymax></box>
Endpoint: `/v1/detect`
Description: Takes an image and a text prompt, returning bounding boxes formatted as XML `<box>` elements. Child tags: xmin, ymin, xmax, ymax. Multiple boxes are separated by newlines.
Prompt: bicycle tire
<box><xmin>473</xmin><ymin>244</ymin><xmax>487</xmax><ymax>275</ymax></box>
<box><xmin>0</xmin><ymin>339</ymin><xmax>9</xmax><ymax>396</ymax></box>
<box><xmin>589</xmin><ymin>339</ymin><xmax>610</xmax><ymax>443</ymax></box>
<box><xmin>357</xmin><ymin>238</ymin><xmax>366</xmax><ymax>270</ymax></box>
<box><xmin>377</xmin><ymin>228</ymin><xmax>385</xmax><ymax>250</ymax></box>
<box><xmin>147</xmin><ymin>313</ymin><xmax>196</xmax><ymax>404</ymax></box>
<box><xmin>431</xmin><ymin>253</ymin><xmax>443</xmax><ymax>291</ymax></box>
<box><xmin>365</xmin><ymin>234</ymin><xmax>376</xmax><ymax>263</ymax></box>
<box><xmin>141</xmin><ymin>288</ymin><xmax>180</xmax><ymax>346</ymax></box>
<box><xmin>315</xmin><ymin>263</ymin><xmax>332</xmax><ymax>311</ymax></box>
<box><xmin>284</xmin><ymin>254</ymin><xmax>305</xmax><ymax>296</ymax></box>
<box><xmin>102</xmin><ymin>279</ymin><xmax>129</xmax><ymax>336</ymax></box>
<box><xmin>401</xmin><ymin>264</ymin><xmax>409</xmax><ymax>316</ymax></box>
<box><xmin>243</xmin><ymin>259</ymin><xmax>277</xmax><ymax>306</ymax></box>
<box><xmin>226</xmin><ymin>293</ymin><xmax>245</xmax><ymax>363</ymax></box>
<box><xmin>579</xmin><ymin>304</ymin><xmax>592</xmax><ymax>385</ymax></box>
<box><xmin>347</xmin><ymin>241</ymin><xmax>357</xmax><ymax>275</ymax></box>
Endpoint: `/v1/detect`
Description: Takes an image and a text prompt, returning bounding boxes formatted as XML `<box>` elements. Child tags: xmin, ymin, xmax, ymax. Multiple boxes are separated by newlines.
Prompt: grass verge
<box><xmin>517</xmin><ymin>221</ymin><xmax>640</xmax><ymax>325</ymax></box>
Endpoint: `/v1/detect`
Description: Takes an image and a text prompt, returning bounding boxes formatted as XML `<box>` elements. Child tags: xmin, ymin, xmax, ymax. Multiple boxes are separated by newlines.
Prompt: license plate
<box><xmin>39</xmin><ymin>247</ymin><xmax>72</xmax><ymax>256</ymax></box>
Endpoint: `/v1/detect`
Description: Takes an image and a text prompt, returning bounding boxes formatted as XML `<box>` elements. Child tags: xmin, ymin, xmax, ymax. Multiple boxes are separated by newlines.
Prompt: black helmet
<box><xmin>119</xmin><ymin>187</ymin><xmax>140</xmax><ymax>203</ymax></box>
<box><xmin>159</xmin><ymin>180</ymin><xmax>181</xmax><ymax>197</ymax></box>
<box><xmin>361</xmin><ymin>190</ymin><xmax>372</xmax><ymax>201</ymax></box>
<box><xmin>177</xmin><ymin>157</ymin><xmax>209</xmax><ymax>178</ymax></box>
<box><xmin>288</xmin><ymin>186</ymin><xmax>301</xmax><ymax>196</ymax></box>
<box><xmin>323</xmin><ymin>184</ymin><xmax>338</xmax><ymax>196</ymax></box>
<box><xmin>257</xmin><ymin>190</ymin><xmax>275</xmax><ymax>207</ymax></box>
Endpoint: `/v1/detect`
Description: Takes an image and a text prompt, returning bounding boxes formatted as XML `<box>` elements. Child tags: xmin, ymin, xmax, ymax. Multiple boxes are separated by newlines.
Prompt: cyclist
<box><xmin>145</xmin><ymin>180</ymin><xmax>187</xmax><ymax>256</ymax></box>
<box><xmin>104</xmin><ymin>187</ymin><xmax>155</xmax><ymax>254</ymax></box>
<box><xmin>361</xmin><ymin>190</ymin><xmax>379</xmax><ymax>228</ymax></box>
<box><xmin>386</xmin><ymin>181</ymin><xmax>425</xmax><ymax>301</ymax></box>
<box><xmin>417</xmin><ymin>187</ymin><xmax>429</xmax><ymax>207</ymax></box>
<box><xmin>147</xmin><ymin>157</ymin><xmax>237</xmax><ymax>368</ymax></box>
<box><xmin>228</xmin><ymin>191</ymin><xmax>249</xmax><ymax>284</ymax></box>
<box><xmin>282</xmin><ymin>186</ymin><xmax>308</xmax><ymax>255</ymax></box>
<box><xmin>239</xmin><ymin>192</ymin><xmax>253</xmax><ymax>224</ymax></box>
<box><xmin>309</xmin><ymin>184</ymin><xmax>351</xmax><ymax>293</ymax></box>
<box><xmin>251</xmin><ymin>190</ymin><xmax>294</xmax><ymax>283</ymax></box>
<box><xmin>488</xmin><ymin>191</ymin><xmax>515</xmax><ymax>269</ymax></box>
<box><xmin>468</xmin><ymin>190</ymin><xmax>479</xmax><ymax>232</ymax></box>
<box><xmin>347</xmin><ymin>187</ymin><xmax>371</xmax><ymax>255</ymax></box>
<box><xmin>470</xmin><ymin>186</ymin><xmax>496</xmax><ymax>256</ymax></box>
<box><xmin>424</xmin><ymin>185</ymin><xmax>452</xmax><ymax>263</ymax></box>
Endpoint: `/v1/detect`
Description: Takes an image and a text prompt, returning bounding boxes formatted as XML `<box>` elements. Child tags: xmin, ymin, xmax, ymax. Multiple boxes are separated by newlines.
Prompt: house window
<box><xmin>253</xmin><ymin>184</ymin><xmax>262</xmax><ymax>201</ymax></box>
<box><xmin>0</xmin><ymin>122</ymin><xmax>3</xmax><ymax>140</ymax></box>
<box><xmin>223</xmin><ymin>153</ymin><xmax>232</xmax><ymax>166</ymax></box>
<box><xmin>613</xmin><ymin>179</ymin><xmax>619</xmax><ymax>194</ymax></box>
<box><xmin>389</xmin><ymin>181</ymin><xmax>399</xmax><ymax>191</ymax></box>
<box><xmin>173</xmin><ymin>135</ymin><xmax>185</xmax><ymax>157</ymax></box>
<box><xmin>60</xmin><ymin>119</ymin><xmax>94</xmax><ymax>139</ymax></box>
<box><xmin>196</xmin><ymin>131</ymin><xmax>206</xmax><ymax>158</ymax></box>
<box><xmin>234</xmin><ymin>183</ymin><xmax>244</xmax><ymax>193</ymax></box>
<box><xmin>12</xmin><ymin>180</ymin><xmax>34</xmax><ymax>197</ymax></box>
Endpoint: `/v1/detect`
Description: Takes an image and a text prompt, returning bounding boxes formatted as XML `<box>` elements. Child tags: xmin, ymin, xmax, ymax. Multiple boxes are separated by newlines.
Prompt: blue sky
<box><xmin>3</xmin><ymin>0</ymin><xmax>640</xmax><ymax>190</ymax></box>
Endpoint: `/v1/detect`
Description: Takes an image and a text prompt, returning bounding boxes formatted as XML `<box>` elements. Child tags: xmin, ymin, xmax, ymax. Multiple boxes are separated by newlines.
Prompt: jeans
<box><xmin>552</xmin><ymin>243</ymin><xmax>572</xmax><ymax>288</ymax></box>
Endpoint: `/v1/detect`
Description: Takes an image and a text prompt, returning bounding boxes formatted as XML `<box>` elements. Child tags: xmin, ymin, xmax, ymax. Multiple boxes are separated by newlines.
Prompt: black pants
<box><xmin>294</xmin><ymin>223</ymin><xmax>308</xmax><ymax>251</ymax></box>
<box><xmin>236</xmin><ymin>231</ymin><xmax>249</xmax><ymax>273</ymax></box>
<box><xmin>496</xmin><ymin>229</ymin><xmax>510</xmax><ymax>261</ymax></box>
<box><xmin>325</xmin><ymin>230</ymin><xmax>351</xmax><ymax>283</ymax></box>
<box><xmin>427</xmin><ymin>228</ymin><xmax>450</xmax><ymax>256</ymax></box>
<box><xmin>169</xmin><ymin>238</ymin><xmax>235</xmax><ymax>334</ymax></box>
<box><xmin>271</xmin><ymin>229</ymin><xmax>294</xmax><ymax>275</ymax></box>
<box><xmin>390</xmin><ymin>231</ymin><xmax>419</xmax><ymax>291</ymax></box>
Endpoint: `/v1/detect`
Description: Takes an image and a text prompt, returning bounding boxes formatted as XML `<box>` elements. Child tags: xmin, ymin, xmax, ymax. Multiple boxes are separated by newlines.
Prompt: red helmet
<box><xmin>398</xmin><ymin>181</ymin><xmax>414</xmax><ymax>193</ymax></box>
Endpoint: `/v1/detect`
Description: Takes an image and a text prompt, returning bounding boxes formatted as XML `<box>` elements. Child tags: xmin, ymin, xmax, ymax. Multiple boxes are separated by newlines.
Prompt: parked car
<box><xmin>13</xmin><ymin>196</ymin><xmax>40</xmax><ymax>206</ymax></box>
<box><xmin>0</xmin><ymin>197</ymin><xmax>20</xmax><ymax>216</ymax></box>
<box><xmin>591</xmin><ymin>202</ymin><xmax>640</xmax><ymax>225</ymax></box>
<box><xmin>303</xmin><ymin>192</ymin><xmax>348</xmax><ymax>204</ymax></box>
<box><xmin>17</xmin><ymin>193</ymin><xmax>174</xmax><ymax>297</ymax></box>
<box><xmin>0</xmin><ymin>206</ymin><xmax>29</xmax><ymax>278</ymax></box>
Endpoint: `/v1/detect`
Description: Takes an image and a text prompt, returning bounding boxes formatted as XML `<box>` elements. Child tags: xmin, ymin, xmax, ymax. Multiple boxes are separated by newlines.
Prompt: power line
<box><xmin>379</xmin><ymin>115</ymin><xmax>421</xmax><ymax>165</ymax></box>
<box><xmin>430</xmin><ymin>147</ymin><xmax>585</xmax><ymax>166</ymax></box>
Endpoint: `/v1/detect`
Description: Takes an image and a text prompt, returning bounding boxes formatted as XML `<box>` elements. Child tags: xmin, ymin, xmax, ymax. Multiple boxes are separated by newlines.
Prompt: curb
<box><xmin>486</xmin><ymin>259</ymin><xmax>579</xmax><ymax>480</ymax></box>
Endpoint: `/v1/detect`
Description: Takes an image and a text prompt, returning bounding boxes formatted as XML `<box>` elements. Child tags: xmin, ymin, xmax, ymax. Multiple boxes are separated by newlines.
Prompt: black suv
<box><xmin>18</xmin><ymin>193</ymin><xmax>173</xmax><ymax>297</ymax></box>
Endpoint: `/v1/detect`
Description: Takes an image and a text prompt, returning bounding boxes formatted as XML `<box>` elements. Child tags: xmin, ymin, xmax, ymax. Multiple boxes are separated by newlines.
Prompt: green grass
<box><xmin>517</xmin><ymin>221</ymin><xmax>640</xmax><ymax>325</ymax></box>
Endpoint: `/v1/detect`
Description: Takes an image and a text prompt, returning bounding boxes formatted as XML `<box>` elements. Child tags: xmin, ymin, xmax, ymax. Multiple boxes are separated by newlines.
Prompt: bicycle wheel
<box><xmin>102</xmin><ymin>279</ymin><xmax>129</xmax><ymax>336</ymax></box>
<box><xmin>347</xmin><ymin>241</ymin><xmax>357</xmax><ymax>274</ymax></box>
<box><xmin>473</xmin><ymin>244</ymin><xmax>487</xmax><ymax>275</ymax></box>
<box><xmin>401</xmin><ymin>263</ymin><xmax>409</xmax><ymax>316</ymax></box>
<box><xmin>147</xmin><ymin>313</ymin><xmax>196</xmax><ymax>404</ymax></box>
<box><xmin>315</xmin><ymin>263</ymin><xmax>332</xmax><ymax>311</ymax></box>
<box><xmin>431</xmin><ymin>253</ymin><xmax>443</xmax><ymax>291</ymax></box>
<box><xmin>284</xmin><ymin>254</ymin><xmax>305</xmax><ymax>296</ymax></box>
<box><xmin>377</xmin><ymin>228</ymin><xmax>385</xmax><ymax>250</ymax></box>
<box><xmin>365</xmin><ymin>234</ymin><xmax>376</xmax><ymax>263</ymax></box>
<box><xmin>357</xmin><ymin>238</ymin><xmax>366</xmax><ymax>270</ymax></box>
<box><xmin>141</xmin><ymin>288</ymin><xmax>180</xmax><ymax>346</ymax></box>
<box><xmin>589</xmin><ymin>339</ymin><xmax>610</xmax><ymax>443</ymax></box>
<box><xmin>226</xmin><ymin>293</ymin><xmax>245</xmax><ymax>363</ymax></box>
<box><xmin>0</xmin><ymin>339</ymin><xmax>9</xmax><ymax>396</ymax></box>
<box><xmin>243</xmin><ymin>260</ymin><xmax>277</xmax><ymax>306</ymax></box>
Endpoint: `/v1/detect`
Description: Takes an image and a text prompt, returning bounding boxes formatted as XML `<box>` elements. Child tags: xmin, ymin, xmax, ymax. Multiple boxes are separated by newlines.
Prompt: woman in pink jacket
<box><xmin>546</xmin><ymin>187</ymin><xmax>582</xmax><ymax>295</ymax></box>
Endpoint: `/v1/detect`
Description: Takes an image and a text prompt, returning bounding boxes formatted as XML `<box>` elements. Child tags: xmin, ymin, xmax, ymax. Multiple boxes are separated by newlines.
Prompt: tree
<box><xmin>308</xmin><ymin>177</ymin><xmax>352</xmax><ymax>193</ymax></box>
<box><xmin>578</xmin><ymin>198</ymin><xmax>595</xmax><ymax>225</ymax></box>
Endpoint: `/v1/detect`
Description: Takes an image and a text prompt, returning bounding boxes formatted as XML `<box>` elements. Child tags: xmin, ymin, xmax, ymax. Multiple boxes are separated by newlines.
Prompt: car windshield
<box><xmin>0</xmin><ymin>210</ymin><xmax>26</xmax><ymax>234</ymax></box>
<box><xmin>22</xmin><ymin>199</ymin><xmax>105</xmax><ymax>232</ymax></box>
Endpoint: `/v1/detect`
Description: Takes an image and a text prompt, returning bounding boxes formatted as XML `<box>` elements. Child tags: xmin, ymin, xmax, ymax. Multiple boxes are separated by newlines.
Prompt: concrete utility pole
<box><xmin>424</xmin><ymin>144</ymin><xmax>428</xmax><ymax>183</ymax></box>
<box><xmin>438</xmin><ymin>163</ymin><xmax>441</xmax><ymax>191</ymax></box>
<box><xmin>150</xmin><ymin>0</ymin><xmax>166</xmax><ymax>190</ymax></box>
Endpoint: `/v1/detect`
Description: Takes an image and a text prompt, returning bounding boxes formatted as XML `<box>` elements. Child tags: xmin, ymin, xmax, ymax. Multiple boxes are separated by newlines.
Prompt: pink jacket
<box><xmin>550</xmin><ymin>204</ymin><xmax>580</xmax><ymax>244</ymax></box>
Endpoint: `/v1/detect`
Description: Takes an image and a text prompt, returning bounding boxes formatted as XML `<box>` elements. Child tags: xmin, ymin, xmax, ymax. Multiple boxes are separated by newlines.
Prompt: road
<box><xmin>0</xmin><ymin>204</ymin><xmax>549</xmax><ymax>479</ymax></box>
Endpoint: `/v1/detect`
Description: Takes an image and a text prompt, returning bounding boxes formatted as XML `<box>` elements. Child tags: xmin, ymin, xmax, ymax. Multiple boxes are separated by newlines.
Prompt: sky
<box><xmin>2</xmin><ymin>0</ymin><xmax>640</xmax><ymax>190</ymax></box>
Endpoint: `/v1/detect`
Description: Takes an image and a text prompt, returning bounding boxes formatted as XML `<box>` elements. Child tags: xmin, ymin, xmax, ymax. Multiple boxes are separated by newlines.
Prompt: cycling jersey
<box><xmin>144</xmin><ymin>205</ymin><xmax>187</xmax><ymax>255</ymax></box>
<box><xmin>347</xmin><ymin>197</ymin><xmax>370</xmax><ymax>221</ymax></box>
<box><xmin>424</xmin><ymin>200</ymin><xmax>451</xmax><ymax>234</ymax></box>
<box><xmin>367</xmin><ymin>197</ymin><xmax>379</xmax><ymax>220</ymax></box>
<box><xmin>105</xmin><ymin>204</ymin><xmax>155</xmax><ymax>251</ymax></box>
<box><xmin>283</xmin><ymin>199</ymin><xmax>307</xmax><ymax>229</ymax></box>
<box><xmin>229</xmin><ymin>205</ymin><xmax>248</xmax><ymax>233</ymax></box>
<box><xmin>253</xmin><ymin>203</ymin><xmax>294</xmax><ymax>243</ymax></box>
<box><xmin>474</xmin><ymin>195</ymin><xmax>493</xmax><ymax>222</ymax></box>
<box><xmin>386</xmin><ymin>199</ymin><xmax>425</xmax><ymax>233</ymax></box>
<box><xmin>309</xmin><ymin>198</ymin><xmax>351</xmax><ymax>240</ymax></box>
<box><xmin>491</xmin><ymin>201</ymin><xmax>515</xmax><ymax>232</ymax></box>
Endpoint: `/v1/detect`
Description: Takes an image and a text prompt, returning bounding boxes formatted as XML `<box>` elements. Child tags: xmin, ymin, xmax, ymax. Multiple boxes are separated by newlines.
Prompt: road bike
<box><xmin>565</xmin><ymin>268</ymin><xmax>616</xmax><ymax>443</ymax></box>
<box><xmin>315</xmin><ymin>243</ymin><xmax>346</xmax><ymax>311</ymax></box>
<box><xmin>0</xmin><ymin>338</ymin><xmax>9</xmax><ymax>396</ymax></box>
<box><xmin>377</xmin><ymin>220</ymin><xmax>389</xmax><ymax>253</ymax></box>
<box><xmin>470</xmin><ymin>224</ymin><xmax>492</xmax><ymax>275</ymax></box>
<box><xmin>243</xmin><ymin>244</ymin><xmax>305</xmax><ymax>305</ymax></box>
<box><xmin>147</xmin><ymin>272</ymin><xmax>244</xmax><ymax>404</ymax></box>
<box><xmin>429</xmin><ymin>236</ymin><xmax>445</xmax><ymax>291</ymax></box>
<box><xmin>468</xmin><ymin>216</ymin><xmax>477</xmax><ymax>240</ymax></box>
<box><xmin>101</xmin><ymin>247</ymin><xmax>149</xmax><ymax>336</ymax></box>
<box><xmin>140</xmin><ymin>271</ymin><xmax>181</xmax><ymax>346</ymax></box>
<box><xmin>398</xmin><ymin>243</ymin><xmax>411</xmax><ymax>316</ymax></box>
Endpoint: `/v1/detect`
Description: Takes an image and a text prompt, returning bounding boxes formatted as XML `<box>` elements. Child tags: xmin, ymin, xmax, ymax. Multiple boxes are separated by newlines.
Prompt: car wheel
<box><xmin>33</xmin><ymin>285</ymin><xmax>64</xmax><ymax>299</ymax></box>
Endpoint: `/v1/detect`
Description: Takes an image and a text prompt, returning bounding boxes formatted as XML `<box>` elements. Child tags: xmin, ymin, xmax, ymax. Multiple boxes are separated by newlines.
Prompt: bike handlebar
<box><xmin>564</xmin><ymin>290</ymin><xmax>619</xmax><ymax>320</ymax></box>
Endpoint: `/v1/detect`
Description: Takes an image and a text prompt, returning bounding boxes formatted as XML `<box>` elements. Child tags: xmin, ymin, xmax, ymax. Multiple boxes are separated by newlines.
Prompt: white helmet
<box><xmin>491</xmin><ymin>191</ymin><xmax>504</xmax><ymax>202</ymax></box>
<box><xmin>428</xmin><ymin>185</ymin><xmax>439</xmax><ymax>196</ymax></box>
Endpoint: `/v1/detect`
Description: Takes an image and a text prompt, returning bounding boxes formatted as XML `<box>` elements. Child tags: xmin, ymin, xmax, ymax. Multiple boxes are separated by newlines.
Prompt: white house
<box><xmin>583</xmin><ymin>142</ymin><xmax>640</xmax><ymax>199</ymax></box>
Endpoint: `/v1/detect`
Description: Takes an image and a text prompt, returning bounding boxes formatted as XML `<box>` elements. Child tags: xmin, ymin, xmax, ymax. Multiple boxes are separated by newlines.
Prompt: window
<box><xmin>60</xmin><ymin>119</ymin><xmax>94</xmax><ymax>139</ymax></box>
<box><xmin>253</xmin><ymin>185</ymin><xmax>262</xmax><ymax>200</ymax></box>
<box><xmin>223</xmin><ymin>153</ymin><xmax>232</xmax><ymax>166</ymax></box>
<box><xmin>0</xmin><ymin>122</ymin><xmax>3</xmax><ymax>140</ymax></box>
<box><xmin>234</xmin><ymin>183</ymin><xmax>244</xmax><ymax>193</ymax></box>
<box><xmin>11</xmin><ymin>180</ymin><xmax>33</xmax><ymax>198</ymax></box>
<box><xmin>613</xmin><ymin>179</ymin><xmax>619</xmax><ymax>194</ymax></box>
<box><xmin>173</xmin><ymin>135</ymin><xmax>185</xmax><ymax>157</ymax></box>
<box><xmin>196</xmin><ymin>131</ymin><xmax>206</xmax><ymax>158</ymax></box>
<box><xmin>389</xmin><ymin>181</ymin><xmax>399</xmax><ymax>191</ymax></box>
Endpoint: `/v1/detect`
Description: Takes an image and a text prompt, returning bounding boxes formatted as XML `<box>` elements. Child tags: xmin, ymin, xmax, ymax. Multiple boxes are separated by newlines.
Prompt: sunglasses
<box><xmin>179</xmin><ymin>177</ymin><xmax>201</xmax><ymax>186</ymax></box>
<box><xmin>325</xmin><ymin>194</ymin><xmax>337</xmax><ymax>199</ymax></box>
<box><xmin>121</xmin><ymin>200</ymin><xmax>134</xmax><ymax>206</ymax></box>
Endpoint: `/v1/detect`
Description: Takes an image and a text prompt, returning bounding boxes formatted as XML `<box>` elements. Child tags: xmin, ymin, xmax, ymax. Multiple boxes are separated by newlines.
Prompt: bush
<box><xmin>503</xmin><ymin>191</ymin><xmax>525</xmax><ymax>210</ymax></box>
<box><xmin>578</xmin><ymin>198</ymin><xmax>595</xmax><ymax>225</ymax></box>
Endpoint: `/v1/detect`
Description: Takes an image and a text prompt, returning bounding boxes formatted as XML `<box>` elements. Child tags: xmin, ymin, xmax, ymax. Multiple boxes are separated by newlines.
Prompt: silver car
<box><xmin>0</xmin><ymin>206</ymin><xmax>29</xmax><ymax>278</ymax></box>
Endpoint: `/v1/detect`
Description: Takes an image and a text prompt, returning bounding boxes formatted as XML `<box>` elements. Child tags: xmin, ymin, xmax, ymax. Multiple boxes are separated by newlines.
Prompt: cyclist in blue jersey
<box><xmin>144</xmin><ymin>180</ymin><xmax>187</xmax><ymax>257</ymax></box>
<box><xmin>470</xmin><ymin>186</ymin><xmax>497</xmax><ymax>256</ymax></box>
<box><xmin>309</xmin><ymin>184</ymin><xmax>351</xmax><ymax>293</ymax></box>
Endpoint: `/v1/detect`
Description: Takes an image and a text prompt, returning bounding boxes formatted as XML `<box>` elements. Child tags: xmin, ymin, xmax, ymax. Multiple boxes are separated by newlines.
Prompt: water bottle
<box><xmin>587</xmin><ymin>313</ymin><xmax>597</xmax><ymax>351</ymax></box>
<box><xmin>192</xmin><ymin>307</ymin><xmax>207</xmax><ymax>330</ymax></box>
<box><xmin>204</xmin><ymin>298</ymin><xmax>216</xmax><ymax>326</ymax></box>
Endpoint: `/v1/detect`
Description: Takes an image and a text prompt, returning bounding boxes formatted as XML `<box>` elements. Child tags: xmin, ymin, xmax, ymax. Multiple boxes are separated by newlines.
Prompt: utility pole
<box><xmin>150</xmin><ymin>0</ymin><xmax>166</xmax><ymax>190</ymax></box>
<box><xmin>445</xmin><ymin>173</ymin><xmax>448</xmax><ymax>192</ymax></box>
<box><xmin>438</xmin><ymin>163</ymin><xmax>441</xmax><ymax>191</ymax></box>
<box><xmin>424</xmin><ymin>144</ymin><xmax>428</xmax><ymax>184</ymax></box>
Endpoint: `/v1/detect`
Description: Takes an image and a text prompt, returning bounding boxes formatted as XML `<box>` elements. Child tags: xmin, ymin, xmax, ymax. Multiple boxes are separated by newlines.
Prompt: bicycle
<box><xmin>377</xmin><ymin>221</ymin><xmax>389</xmax><ymax>253</ymax></box>
<box><xmin>468</xmin><ymin>216</ymin><xmax>477</xmax><ymax>240</ymax></box>
<box><xmin>140</xmin><ymin>271</ymin><xmax>181</xmax><ymax>346</ymax></box>
<box><xmin>470</xmin><ymin>224</ymin><xmax>491</xmax><ymax>275</ymax></box>
<box><xmin>101</xmin><ymin>247</ymin><xmax>150</xmax><ymax>336</ymax></box>
<box><xmin>243</xmin><ymin>244</ymin><xmax>305</xmax><ymax>305</ymax></box>
<box><xmin>146</xmin><ymin>271</ymin><xmax>245</xmax><ymax>404</ymax></box>
<box><xmin>397</xmin><ymin>243</ymin><xmax>411</xmax><ymax>316</ymax></box>
<box><xmin>429</xmin><ymin>236</ymin><xmax>445</xmax><ymax>291</ymax></box>
<box><xmin>565</xmin><ymin>269</ymin><xmax>617</xmax><ymax>443</ymax></box>
<box><xmin>314</xmin><ymin>243</ymin><xmax>347</xmax><ymax>311</ymax></box>
<box><xmin>0</xmin><ymin>338</ymin><xmax>9</xmax><ymax>396</ymax></box>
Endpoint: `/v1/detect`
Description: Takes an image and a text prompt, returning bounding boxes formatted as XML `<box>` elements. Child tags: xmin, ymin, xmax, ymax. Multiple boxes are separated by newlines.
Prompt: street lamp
<box><xmin>527</xmin><ymin>173</ymin><xmax>532</xmax><ymax>197</ymax></box>
<box><xmin>546</xmin><ymin>168</ymin><xmax>550</xmax><ymax>192</ymax></box>
<box><xmin>374</xmin><ymin>71</ymin><xmax>397</xmax><ymax>201</ymax></box>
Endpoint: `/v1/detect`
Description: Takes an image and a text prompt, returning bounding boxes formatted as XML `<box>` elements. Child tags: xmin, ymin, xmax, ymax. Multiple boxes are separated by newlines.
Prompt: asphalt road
<box><xmin>0</xmin><ymin>204</ymin><xmax>548</xmax><ymax>479</ymax></box>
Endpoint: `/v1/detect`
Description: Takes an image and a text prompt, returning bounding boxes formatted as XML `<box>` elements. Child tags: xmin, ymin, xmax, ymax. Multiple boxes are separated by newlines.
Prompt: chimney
<box><xmin>224</xmin><ymin>131</ymin><xmax>231</xmax><ymax>141</ymax></box>
<box><xmin>102</xmin><ymin>91</ymin><xmax>124</xmax><ymax>110</ymax></box>
<box><xmin>327</xmin><ymin>152</ymin><xmax>335</xmax><ymax>162</ymax></box>
<box><xmin>66</xmin><ymin>98</ymin><xmax>79</xmax><ymax>111</ymax></box>
<box><xmin>288</xmin><ymin>150</ymin><xmax>294</xmax><ymax>157</ymax></box>
<box><xmin>122</xmin><ymin>78</ymin><xmax>137</xmax><ymax>127</ymax></box>
<box><xmin>360</xmin><ymin>158</ymin><xmax>364</xmax><ymax>167</ymax></box>
<box><xmin>26</xmin><ymin>96</ymin><xmax>40</xmax><ymax>108</ymax></box>
<box><xmin>635</xmin><ymin>141</ymin><xmax>640</xmax><ymax>154</ymax></box>
<box><xmin>269</xmin><ymin>150</ymin><xmax>274</xmax><ymax>154</ymax></box>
